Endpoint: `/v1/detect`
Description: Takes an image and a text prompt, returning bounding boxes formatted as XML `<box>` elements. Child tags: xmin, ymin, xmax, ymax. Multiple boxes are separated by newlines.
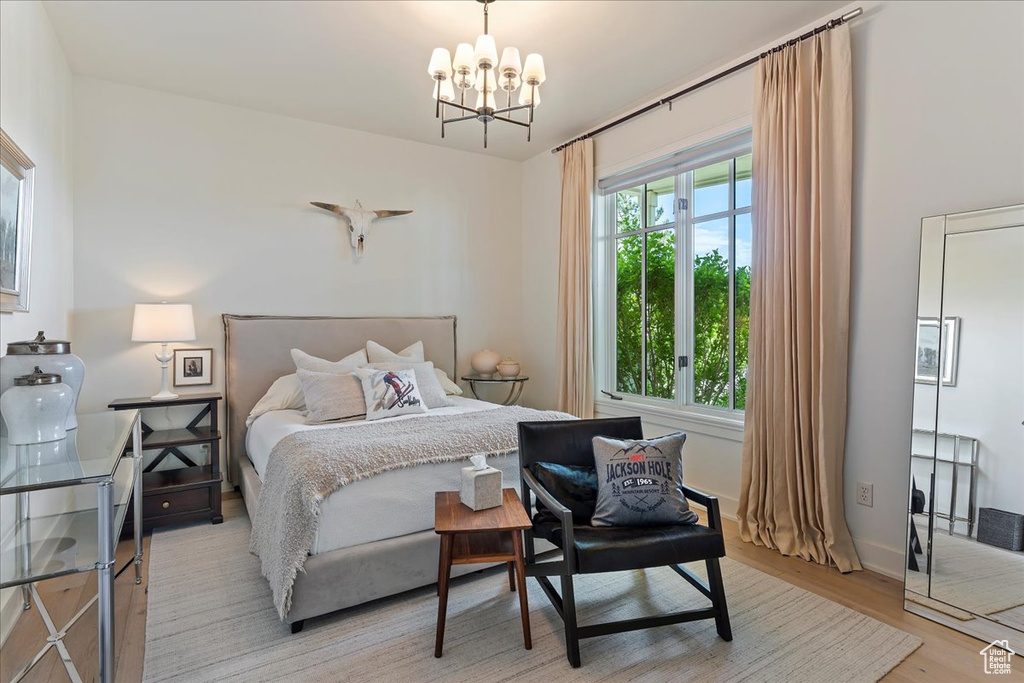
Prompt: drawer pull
<box><xmin>161</xmin><ymin>501</ymin><xmax>170</xmax><ymax>509</ymax></box>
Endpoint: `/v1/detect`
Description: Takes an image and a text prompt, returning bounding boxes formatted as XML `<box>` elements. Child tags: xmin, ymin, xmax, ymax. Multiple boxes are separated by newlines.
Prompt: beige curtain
<box><xmin>555</xmin><ymin>139</ymin><xmax>595</xmax><ymax>418</ymax></box>
<box><xmin>737</xmin><ymin>24</ymin><xmax>861</xmax><ymax>572</ymax></box>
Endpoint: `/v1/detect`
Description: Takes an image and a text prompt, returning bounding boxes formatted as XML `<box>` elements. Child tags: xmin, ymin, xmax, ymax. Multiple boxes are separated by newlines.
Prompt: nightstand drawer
<box><xmin>144</xmin><ymin>487</ymin><xmax>210</xmax><ymax>518</ymax></box>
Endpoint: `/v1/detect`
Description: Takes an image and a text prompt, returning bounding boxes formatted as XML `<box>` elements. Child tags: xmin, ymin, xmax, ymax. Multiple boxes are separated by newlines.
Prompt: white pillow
<box><xmin>435</xmin><ymin>368</ymin><xmax>463</xmax><ymax>396</ymax></box>
<box><xmin>291</xmin><ymin>347</ymin><xmax>368</xmax><ymax>374</ymax></box>
<box><xmin>354</xmin><ymin>368</ymin><xmax>428</xmax><ymax>421</ymax></box>
<box><xmin>365</xmin><ymin>340</ymin><xmax>425</xmax><ymax>364</ymax></box>
<box><xmin>296</xmin><ymin>369</ymin><xmax>367</xmax><ymax>424</ymax></box>
<box><xmin>367</xmin><ymin>361</ymin><xmax>453</xmax><ymax>409</ymax></box>
<box><xmin>246</xmin><ymin>374</ymin><xmax>305</xmax><ymax>428</ymax></box>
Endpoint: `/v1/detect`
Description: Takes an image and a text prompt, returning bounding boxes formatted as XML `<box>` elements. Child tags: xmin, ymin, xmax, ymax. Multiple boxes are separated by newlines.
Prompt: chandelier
<box><xmin>427</xmin><ymin>0</ymin><xmax>546</xmax><ymax>148</ymax></box>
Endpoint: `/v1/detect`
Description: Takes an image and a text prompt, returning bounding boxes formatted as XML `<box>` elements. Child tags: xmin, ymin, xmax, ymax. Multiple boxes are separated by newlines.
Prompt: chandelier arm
<box><xmin>443</xmin><ymin>113</ymin><xmax>482</xmax><ymax>124</ymax></box>
<box><xmin>492</xmin><ymin>104</ymin><xmax>533</xmax><ymax>115</ymax></box>
<box><xmin>491</xmin><ymin>116</ymin><xmax>531</xmax><ymax>128</ymax></box>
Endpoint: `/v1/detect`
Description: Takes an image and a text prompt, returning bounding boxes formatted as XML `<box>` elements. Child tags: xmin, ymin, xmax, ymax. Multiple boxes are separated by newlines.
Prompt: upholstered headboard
<box><xmin>222</xmin><ymin>314</ymin><xmax>457</xmax><ymax>483</ymax></box>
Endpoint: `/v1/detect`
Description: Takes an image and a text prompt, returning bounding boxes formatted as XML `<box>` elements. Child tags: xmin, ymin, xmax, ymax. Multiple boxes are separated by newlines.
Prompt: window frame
<box><xmin>595</xmin><ymin>137</ymin><xmax>752</xmax><ymax>422</ymax></box>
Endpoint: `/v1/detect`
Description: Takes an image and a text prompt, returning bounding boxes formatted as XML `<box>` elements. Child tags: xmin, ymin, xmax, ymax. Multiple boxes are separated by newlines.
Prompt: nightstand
<box><xmin>108</xmin><ymin>392</ymin><xmax>222</xmax><ymax>531</ymax></box>
<box><xmin>460</xmin><ymin>373</ymin><xmax>529</xmax><ymax>405</ymax></box>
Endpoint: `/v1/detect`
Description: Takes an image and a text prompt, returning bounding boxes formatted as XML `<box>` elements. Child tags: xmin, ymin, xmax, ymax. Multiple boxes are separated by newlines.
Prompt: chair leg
<box><xmin>560</xmin><ymin>574</ymin><xmax>581</xmax><ymax>667</ymax></box>
<box><xmin>705</xmin><ymin>558</ymin><xmax>732</xmax><ymax>642</ymax></box>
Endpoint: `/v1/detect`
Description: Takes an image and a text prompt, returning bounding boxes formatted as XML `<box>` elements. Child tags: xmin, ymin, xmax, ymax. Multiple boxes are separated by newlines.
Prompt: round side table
<box><xmin>461</xmin><ymin>373</ymin><xmax>529</xmax><ymax>406</ymax></box>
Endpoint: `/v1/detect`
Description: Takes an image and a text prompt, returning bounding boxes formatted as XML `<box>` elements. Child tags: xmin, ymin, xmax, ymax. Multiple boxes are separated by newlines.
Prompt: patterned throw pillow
<box><xmin>590</xmin><ymin>433</ymin><xmax>698</xmax><ymax>527</ymax></box>
<box><xmin>366</xmin><ymin>361</ymin><xmax>453</xmax><ymax>409</ymax></box>
<box><xmin>354</xmin><ymin>368</ymin><xmax>428</xmax><ymax>421</ymax></box>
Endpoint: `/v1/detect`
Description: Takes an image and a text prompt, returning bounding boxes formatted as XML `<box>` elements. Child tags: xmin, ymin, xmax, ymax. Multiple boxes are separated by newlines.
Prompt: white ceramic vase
<box><xmin>470</xmin><ymin>349</ymin><xmax>501</xmax><ymax>376</ymax></box>
<box><xmin>496</xmin><ymin>358</ymin><xmax>521</xmax><ymax>378</ymax></box>
<box><xmin>0</xmin><ymin>331</ymin><xmax>84</xmax><ymax>434</ymax></box>
<box><xmin>0</xmin><ymin>367</ymin><xmax>74</xmax><ymax>445</ymax></box>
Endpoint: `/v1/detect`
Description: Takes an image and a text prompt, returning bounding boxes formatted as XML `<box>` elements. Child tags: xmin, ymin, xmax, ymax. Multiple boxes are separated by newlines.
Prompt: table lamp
<box><xmin>131</xmin><ymin>302</ymin><xmax>196</xmax><ymax>400</ymax></box>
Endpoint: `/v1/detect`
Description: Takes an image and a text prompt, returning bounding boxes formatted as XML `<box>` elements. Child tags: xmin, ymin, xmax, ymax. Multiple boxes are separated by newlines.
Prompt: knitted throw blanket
<box><xmin>249</xmin><ymin>405</ymin><xmax>572</xmax><ymax>619</ymax></box>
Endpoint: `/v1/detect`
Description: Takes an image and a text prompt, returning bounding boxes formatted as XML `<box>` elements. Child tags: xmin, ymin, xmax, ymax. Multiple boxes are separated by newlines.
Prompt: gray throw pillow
<box><xmin>296</xmin><ymin>369</ymin><xmax>367</xmax><ymax>424</ymax></box>
<box><xmin>591</xmin><ymin>433</ymin><xmax>698</xmax><ymax>527</ymax></box>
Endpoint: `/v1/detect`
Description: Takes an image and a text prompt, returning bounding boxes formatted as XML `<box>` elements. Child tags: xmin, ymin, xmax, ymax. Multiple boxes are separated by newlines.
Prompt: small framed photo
<box><xmin>915</xmin><ymin>317</ymin><xmax>960</xmax><ymax>386</ymax></box>
<box><xmin>174</xmin><ymin>348</ymin><xmax>212</xmax><ymax>387</ymax></box>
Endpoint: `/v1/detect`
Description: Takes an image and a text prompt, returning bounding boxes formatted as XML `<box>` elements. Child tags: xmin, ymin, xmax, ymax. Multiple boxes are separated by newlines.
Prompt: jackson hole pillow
<box><xmin>295</xmin><ymin>369</ymin><xmax>367</xmax><ymax>424</ymax></box>
<box><xmin>354</xmin><ymin>368</ymin><xmax>428</xmax><ymax>421</ymax></box>
<box><xmin>365</xmin><ymin>340</ymin><xmax>425</xmax><ymax>364</ymax></box>
<box><xmin>291</xmin><ymin>347</ymin><xmax>368</xmax><ymax>374</ymax></box>
<box><xmin>590</xmin><ymin>433</ymin><xmax>698</xmax><ymax>527</ymax></box>
<box><xmin>366</xmin><ymin>361</ymin><xmax>453</xmax><ymax>409</ymax></box>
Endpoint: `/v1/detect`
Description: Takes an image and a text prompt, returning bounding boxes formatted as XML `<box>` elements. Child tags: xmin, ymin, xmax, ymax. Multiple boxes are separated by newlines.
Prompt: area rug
<box><xmin>905</xmin><ymin>521</ymin><xmax>1024</xmax><ymax>620</ymax></box>
<box><xmin>143</xmin><ymin>501</ymin><xmax>921</xmax><ymax>682</ymax></box>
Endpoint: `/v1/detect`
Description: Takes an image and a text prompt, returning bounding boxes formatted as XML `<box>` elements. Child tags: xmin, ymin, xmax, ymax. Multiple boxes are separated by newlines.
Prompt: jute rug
<box><xmin>905</xmin><ymin>522</ymin><xmax>1024</xmax><ymax>621</ymax></box>
<box><xmin>144</xmin><ymin>501</ymin><xmax>920</xmax><ymax>682</ymax></box>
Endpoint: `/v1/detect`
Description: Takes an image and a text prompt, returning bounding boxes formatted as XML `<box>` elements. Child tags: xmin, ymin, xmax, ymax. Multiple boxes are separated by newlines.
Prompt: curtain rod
<box><xmin>550</xmin><ymin>7</ymin><xmax>863</xmax><ymax>155</ymax></box>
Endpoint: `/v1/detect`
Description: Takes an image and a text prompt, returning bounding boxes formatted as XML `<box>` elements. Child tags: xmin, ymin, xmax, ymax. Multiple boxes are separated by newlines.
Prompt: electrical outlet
<box><xmin>857</xmin><ymin>482</ymin><xmax>873</xmax><ymax>507</ymax></box>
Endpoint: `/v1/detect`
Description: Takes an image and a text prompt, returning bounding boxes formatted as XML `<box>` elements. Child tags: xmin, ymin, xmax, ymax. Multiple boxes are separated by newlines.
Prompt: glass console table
<box><xmin>0</xmin><ymin>410</ymin><xmax>142</xmax><ymax>683</ymax></box>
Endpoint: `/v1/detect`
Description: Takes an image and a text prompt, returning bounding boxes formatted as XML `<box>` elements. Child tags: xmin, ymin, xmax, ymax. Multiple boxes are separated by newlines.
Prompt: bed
<box><xmin>223</xmin><ymin>314</ymin><xmax>557</xmax><ymax>631</ymax></box>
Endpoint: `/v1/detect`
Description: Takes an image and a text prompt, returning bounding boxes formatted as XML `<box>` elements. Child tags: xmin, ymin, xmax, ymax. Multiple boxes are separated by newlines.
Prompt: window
<box><xmin>600</xmin><ymin>143</ymin><xmax>752</xmax><ymax>414</ymax></box>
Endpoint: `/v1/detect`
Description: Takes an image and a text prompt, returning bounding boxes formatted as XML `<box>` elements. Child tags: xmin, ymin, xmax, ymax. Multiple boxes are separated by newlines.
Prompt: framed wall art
<box><xmin>1</xmin><ymin>129</ymin><xmax>35</xmax><ymax>313</ymax></box>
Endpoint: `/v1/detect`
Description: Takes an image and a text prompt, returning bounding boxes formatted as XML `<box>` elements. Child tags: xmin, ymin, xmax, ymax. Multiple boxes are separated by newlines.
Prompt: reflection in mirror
<box><xmin>905</xmin><ymin>206</ymin><xmax>1024</xmax><ymax>652</ymax></box>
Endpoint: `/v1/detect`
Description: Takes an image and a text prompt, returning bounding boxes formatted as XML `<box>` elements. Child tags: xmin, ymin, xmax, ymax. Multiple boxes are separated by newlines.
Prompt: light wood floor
<box><xmin>2</xmin><ymin>494</ymin><xmax>1020</xmax><ymax>682</ymax></box>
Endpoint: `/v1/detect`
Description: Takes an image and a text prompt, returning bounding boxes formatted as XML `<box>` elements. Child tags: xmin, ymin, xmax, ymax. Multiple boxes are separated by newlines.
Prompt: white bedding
<box><xmin>246</xmin><ymin>397</ymin><xmax>521</xmax><ymax>555</ymax></box>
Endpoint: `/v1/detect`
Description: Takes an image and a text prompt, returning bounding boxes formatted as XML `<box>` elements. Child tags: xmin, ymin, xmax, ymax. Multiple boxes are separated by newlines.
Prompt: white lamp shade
<box><xmin>475</xmin><ymin>90</ymin><xmax>496</xmax><ymax>111</ymax></box>
<box><xmin>474</xmin><ymin>68</ymin><xmax>498</xmax><ymax>92</ymax></box>
<box><xmin>433</xmin><ymin>79</ymin><xmax>455</xmax><ymax>102</ymax></box>
<box><xmin>474</xmin><ymin>34</ymin><xmax>498</xmax><ymax>68</ymax></box>
<box><xmin>522</xmin><ymin>53</ymin><xmax>546</xmax><ymax>84</ymax></box>
<box><xmin>427</xmin><ymin>47</ymin><xmax>452</xmax><ymax>78</ymax></box>
<box><xmin>131</xmin><ymin>303</ymin><xmax>196</xmax><ymax>342</ymax></box>
<box><xmin>452</xmin><ymin>43</ymin><xmax>475</xmax><ymax>73</ymax></box>
<box><xmin>499</xmin><ymin>47</ymin><xmax>522</xmax><ymax>77</ymax></box>
<box><xmin>519</xmin><ymin>84</ymin><xmax>541</xmax><ymax>107</ymax></box>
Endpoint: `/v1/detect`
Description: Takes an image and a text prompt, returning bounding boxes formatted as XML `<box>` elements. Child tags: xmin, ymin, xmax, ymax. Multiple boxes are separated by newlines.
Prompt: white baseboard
<box><xmin>851</xmin><ymin>535</ymin><xmax>906</xmax><ymax>580</ymax></box>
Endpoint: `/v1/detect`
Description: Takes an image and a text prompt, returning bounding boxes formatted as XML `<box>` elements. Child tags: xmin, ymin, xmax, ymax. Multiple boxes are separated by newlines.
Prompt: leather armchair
<box><xmin>518</xmin><ymin>417</ymin><xmax>733</xmax><ymax>667</ymax></box>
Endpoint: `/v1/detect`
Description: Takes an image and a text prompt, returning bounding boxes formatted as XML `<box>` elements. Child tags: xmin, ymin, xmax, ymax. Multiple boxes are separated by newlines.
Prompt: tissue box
<box><xmin>460</xmin><ymin>465</ymin><xmax>503</xmax><ymax>511</ymax></box>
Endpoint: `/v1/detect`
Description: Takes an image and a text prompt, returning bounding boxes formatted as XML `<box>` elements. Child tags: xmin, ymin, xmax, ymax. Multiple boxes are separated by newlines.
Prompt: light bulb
<box><xmin>522</xmin><ymin>53</ymin><xmax>546</xmax><ymax>85</ymax></box>
<box><xmin>433</xmin><ymin>79</ymin><xmax>455</xmax><ymax>102</ymax></box>
<box><xmin>452</xmin><ymin>43</ymin><xmax>475</xmax><ymax>73</ymax></box>
<box><xmin>499</xmin><ymin>47</ymin><xmax>522</xmax><ymax>77</ymax></box>
<box><xmin>427</xmin><ymin>48</ymin><xmax>452</xmax><ymax>78</ymax></box>
<box><xmin>474</xmin><ymin>68</ymin><xmax>498</xmax><ymax>92</ymax></box>
<box><xmin>474</xmin><ymin>34</ymin><xmax>498</xmax><ymax>69</ymax></box>
<box><xmin>519</xmin><ymin>85</ymin><xmax>540</xmax><ymax>107</ymax></box>
<box><xmin>475</xmin><ymin>90</ymin><xmax>496</xmax><ymax>111</ymax></box>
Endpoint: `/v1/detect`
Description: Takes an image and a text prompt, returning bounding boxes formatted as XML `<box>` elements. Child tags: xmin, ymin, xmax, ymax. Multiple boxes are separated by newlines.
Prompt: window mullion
<box><xmin>684</xmin><ymin>171</ymin><xmax>695</xmax><ymax>407</ymax></box>
<box><xmin>640</xmin><ymin>185</ymin><xmax>648</xmax><ymax>397</ymax></box>
<box><xmin>727</xmin><ymin>160</ymin><xmax>736</xmax><ymax>411</ymax></box>
<box><xmin>674</xmin><ymin>173</ymin><xmax>683</xmax><ymax>408</ymax></box>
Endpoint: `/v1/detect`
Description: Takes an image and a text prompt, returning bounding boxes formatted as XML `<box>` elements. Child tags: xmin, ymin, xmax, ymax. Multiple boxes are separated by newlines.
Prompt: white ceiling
<box><xmin>43</xmin><ymin>0</ymin><xmax>848</xmax><ymax>161</ymax></box>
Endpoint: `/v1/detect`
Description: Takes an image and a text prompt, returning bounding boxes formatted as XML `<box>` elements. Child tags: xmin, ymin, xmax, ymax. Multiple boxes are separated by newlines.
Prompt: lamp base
<box><xmin>152</xmin><ymin>343</ymin><xmax>177</xmax><ymax>401</ymax></box>
<box><xmin>151</xmin><ymin>389</ymin><xmax>179</xmax><ymax>401</ymax></box>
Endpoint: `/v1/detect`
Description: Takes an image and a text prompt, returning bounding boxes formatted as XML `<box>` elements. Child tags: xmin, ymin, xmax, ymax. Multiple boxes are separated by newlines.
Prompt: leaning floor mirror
<box><xmin>904</xmin><ymin>203</ymin><xmax>1024</xmax><ymax>652</ymax></box>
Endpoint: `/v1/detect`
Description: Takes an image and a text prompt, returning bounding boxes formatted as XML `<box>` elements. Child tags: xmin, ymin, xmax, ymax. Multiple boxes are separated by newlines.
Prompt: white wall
<box><xmin>519</xmin><ymin>0</ymin><xmax>1024</xmax><ymax>577</ymax></box>
<box><xmin>0</xmin><ymin>0</ymin><xmax>75</xmax><ymax>644</ymax></box>
<box><xmin>71</xmin><ymin>77</ymin><xmax>523</xmax><ymax>432</ymax></box>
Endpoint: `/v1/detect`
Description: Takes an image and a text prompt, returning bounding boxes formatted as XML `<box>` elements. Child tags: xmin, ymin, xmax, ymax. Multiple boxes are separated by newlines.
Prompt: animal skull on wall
<box><xmin>310</xmin><ymin>200</ymin><xmax>412</xmax><ymax>260</ymax></box>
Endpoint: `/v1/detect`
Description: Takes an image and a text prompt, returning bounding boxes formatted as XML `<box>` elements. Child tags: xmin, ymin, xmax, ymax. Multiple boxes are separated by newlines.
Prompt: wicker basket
<box><xmin>977</xmin><ymin>508</ymin><xmax>1024</xmax><ymax>551</ymax></box>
